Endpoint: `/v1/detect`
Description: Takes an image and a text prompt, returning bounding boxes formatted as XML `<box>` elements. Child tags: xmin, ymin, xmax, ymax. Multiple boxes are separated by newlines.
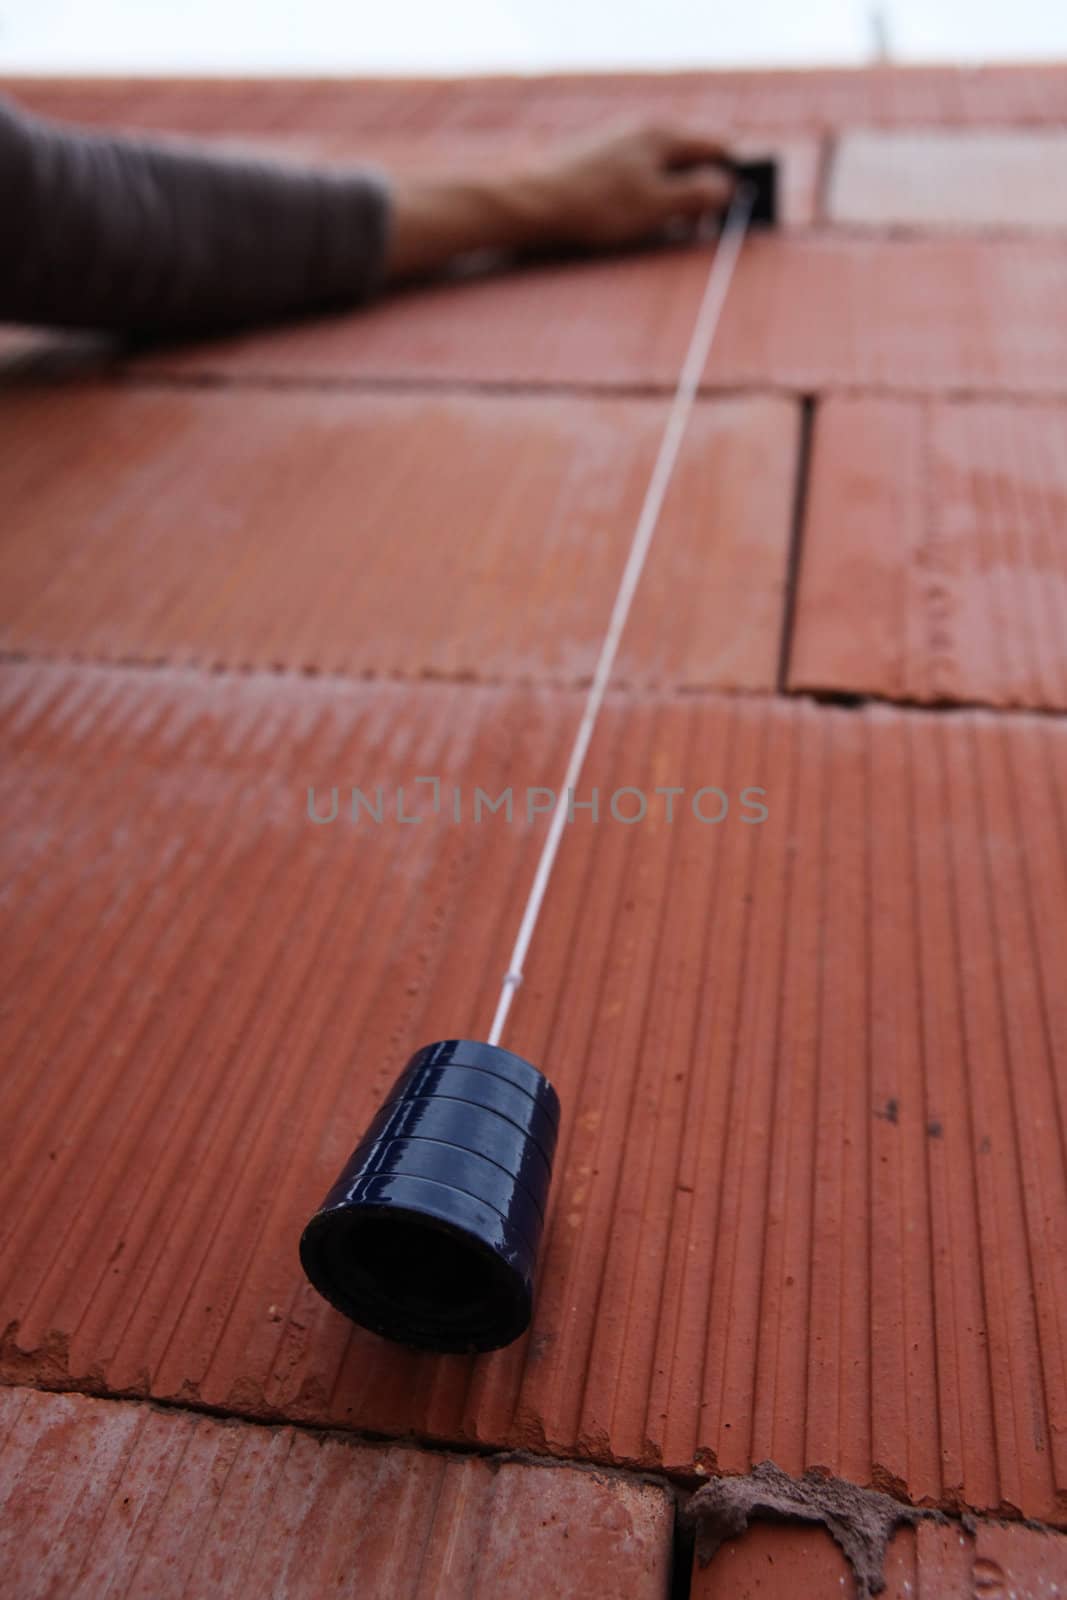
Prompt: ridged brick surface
<box><xmin>131</xmin><ymin>234</ymin><xmax>1067</xmax><ymax>397</ymax></box>
<box><xmin>0</xmin><ymin>384</ymin><xmax>798</xmax><ymax>691</ymax></box>
<box><xmin>131</xmin><ymin>246</ymin><xmax>713</xmax><ymax>390</ymax></box>
<box><xmin>0</xmin><ymin>1387</ymin><xmax>674</xmax><ymax>1600</ymax></box>
<box><xmin>788</xmin><ymin>397</ymin><xmax>1067</xmax><ymax>708</ymax></box>
<box><xmin>503</xmin><ymin>691</ymin><xmax>1067</xmax><ymax>1524</ymax></box>
<box><xmin>6</xmin><ymin>60</ymin><xmax>1067</xmax><ymax>1592</ymax></box>
<box><xmin>694</xmin><ymin>1524</ymin><xmax>854</xmax><ymax>1597</ymax></box>
<box><xmin>703</xmin><ymin>234</ymin><xmax>1067</xmax><ymax>396</ymax></box>
<box><xmin>830</xmin><ymin>130</ymin><xmax>1067</xmax><ymax>231</ymax></box>
<box><xmin>692</xmin><ymin>1519</ymin><xmax>1067</xmax><ymax>1598</ymax></box>
<box><xmin>3</xmin><ymin>662</ymin><xmax>1066</xmax><ymax>1526</ymax></box>
<box><xmin>6</xmin><ymin>66</ymin><xmax>1067</xmax><ymax>135</ymax></box>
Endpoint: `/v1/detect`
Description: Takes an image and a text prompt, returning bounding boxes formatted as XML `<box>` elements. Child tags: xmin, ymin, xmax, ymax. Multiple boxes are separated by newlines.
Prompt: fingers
<box><xmin>529</xmin><ymin>121</ymin><xmax>738</xmax><ymax>252</ymax></box>
<box><xmin>645</xmin><ymin>126</ymin><xmax>738</xmax><ymax>219</ymax></box>
<box><xmin>663</xmin><ymin>166</ymin><xmax>736</xmax><ymax>219</ymax></box>
<box><xmin>648</xmin><ymin>126</ymin><xmax>733</xmax><ymax>171</ymax></box>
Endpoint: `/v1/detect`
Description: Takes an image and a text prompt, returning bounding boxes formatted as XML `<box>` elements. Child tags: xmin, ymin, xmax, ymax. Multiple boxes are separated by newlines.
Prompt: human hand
<box><xmin>384</xmin><ymin>123</ymin><xmax>736</xmax><ymax>281</ymax></box>
<box><xmin>523</xmin><ymin>123</ymin><xmax>736</xmax><ymax>249</ymax></box>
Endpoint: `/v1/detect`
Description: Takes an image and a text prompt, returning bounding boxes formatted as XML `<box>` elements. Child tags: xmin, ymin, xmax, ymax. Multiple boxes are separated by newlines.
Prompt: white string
<box><xmin>487</xmin><ymin>183</ymin><xmax>756</xmax><ymax>1047</ymax></box>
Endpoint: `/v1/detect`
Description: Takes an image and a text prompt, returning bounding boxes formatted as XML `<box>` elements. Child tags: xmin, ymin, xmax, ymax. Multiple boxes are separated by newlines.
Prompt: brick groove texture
<box><xmin>692</xmin><ymin>1520</ymin><xmax>1067</xmax><ymax>1598</ymax></box>
<box><xmin>0</xmin><ymin>1386</ymin><xmax>675</xmax><ymax>1600</ymax></box>
<box><xmin>3</xmin><ymin>65</ymin><xmax>1067</xmax><ymax>1600</ymax></box>
<box><xmin>3</xmin><ymin>664</ymin><xmax>1067</xmax><ymax>1528</ymax></box>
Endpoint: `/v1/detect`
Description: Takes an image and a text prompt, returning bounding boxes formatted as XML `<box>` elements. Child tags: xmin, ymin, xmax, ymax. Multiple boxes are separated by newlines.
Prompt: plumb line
<box><xmin>487</xmin><ymin>183</ymin><xmax>756</xmax><ymax>1047</ymax></box>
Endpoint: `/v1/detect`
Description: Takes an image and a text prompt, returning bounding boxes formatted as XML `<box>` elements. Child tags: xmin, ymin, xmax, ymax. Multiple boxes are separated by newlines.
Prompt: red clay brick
<box><xmin>6</xmin><ymin>66</ymin><xmax>1067</xmax><ymax>136</ymax></box>
<box><xmin>974</xmin><ymin>1522</ymin><xmax>1067</xmax><ymax>1596</ymax></box>
<box><xmin>477</xmin><ymin>691</ymin><xmax>1067</xmax><ymax>1522</ymax></box>
<box><xmin>881</xmin><ymin>1522</ymin><xmax>978</xmax><ymax>1599</ymax></box>
<box><xmin>3</xmin><ymin>664</ymin><xmax>1067</xmax><ymax>1526</ymax></box>
<box><xmin>691</xmin><ymin>1524</ymin><xmax>852</xmax><ymax>1598</ymax></box>
<box><xmin>0</xmin><ymin>384</ymin><xmax>798</xmax><ymax>692</ymax></box>
<box><xmin>0</xmin><ymin>1387</ymin><xmax>674</xmax><ymax>1599</ymax></box>
<box><xmin>830</xmin><ymin>130</ymin><xmax>1067</xmax><ymax>231</ymax></box>
<box><xmin>131</xmin><ymin>245</ymin><xmax>712</xmax><ymax>390</ymax></box>
<box><xmin>0</xmin><ymin>662</ymin><xmax>577</xmax><ymax>1418</ymax></box>
<box><xmin>788</xmin><ymin>397</ymin><xmax>1067</xmax><ymax>708</ymax></box>
<box><xmin>6</xmin><ymin>65</ymin><xmax>1067</xmax><ymax>1580</ymax></box>
<box><xmin>704</xmin><ymin>233</ymin><xmax>1067</xmax><ymax>396</ymax></box>
<box><xmin>130</xmin><ymin>233</ymin><xmax>1067</xmax><ymax>396</ymax></box>
<box><xmin>692</xmin><ymin>1518</ymin><xmax>1067</xmax><ymax>1598</ymax></box>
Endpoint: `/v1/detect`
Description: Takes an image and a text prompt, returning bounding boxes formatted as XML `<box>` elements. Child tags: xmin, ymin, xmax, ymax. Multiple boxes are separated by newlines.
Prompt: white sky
<box><xmin>1</xmin><ymin>0</ymin><xmax>1066</xmax><ymax>75</ymax></box>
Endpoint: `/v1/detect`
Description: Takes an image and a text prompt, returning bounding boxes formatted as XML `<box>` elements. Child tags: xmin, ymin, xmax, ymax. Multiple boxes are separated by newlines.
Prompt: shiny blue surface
<box><xmin>399</xmin><ymin>1039</ymin><xmax>560</xmax><ymax>1125</ymax></box>
<box><xmin>356</xmin><ymin>1093</ymin><xmax>553</xmax><ymax>1204</ymax></box>
<box><xmin>384</xmin><ymin>1062</ymin><xmax>558</xmax><ymax>1164</ymax></box>
<box><xmin>341</xmin><ymin>1171</ymin><xmax>531</xmax><ymax>1273</ymax></box>
<box><xmin>299</xmin><ymin>1040</ymin><xmax>561</xmax><ymax>1353</ymax></box>
<box><xmin>351</xmin><ymin>1135</ymin><xmax>544</xmax><ymax>1254</ymax></box>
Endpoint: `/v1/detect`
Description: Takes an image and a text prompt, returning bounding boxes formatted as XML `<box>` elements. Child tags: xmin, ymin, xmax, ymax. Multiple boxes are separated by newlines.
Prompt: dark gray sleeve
<box><xmin>0</xmin><ymin>96</ymin><xmax>392</xmax><ymax>333</ymax></box>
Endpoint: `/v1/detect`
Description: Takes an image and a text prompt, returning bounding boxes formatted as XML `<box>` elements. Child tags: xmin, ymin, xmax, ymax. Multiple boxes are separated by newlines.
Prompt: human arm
<box><xmin>0</xmin><ymin>99</ymin><xmax>735</xmax><ymax>333</ymax></box>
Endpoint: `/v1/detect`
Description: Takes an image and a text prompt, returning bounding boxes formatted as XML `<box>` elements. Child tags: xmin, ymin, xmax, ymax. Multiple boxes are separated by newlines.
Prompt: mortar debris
<box><xmin>684</xmin><ymin>1460</ymin><xmax>930</xmax><ymax>1599</ymax></box>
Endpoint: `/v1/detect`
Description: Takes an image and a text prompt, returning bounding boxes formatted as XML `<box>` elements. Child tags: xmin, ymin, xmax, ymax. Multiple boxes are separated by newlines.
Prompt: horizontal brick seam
<box><xmin>5</xmin><ymin>649</ymin><xmax>1067</xmax><ymax>724</ymax></box>
<box><xmin>3</xmin><ymin>1374</ymin><xmax>1064</xmax><ymax>1546</ymax></box>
